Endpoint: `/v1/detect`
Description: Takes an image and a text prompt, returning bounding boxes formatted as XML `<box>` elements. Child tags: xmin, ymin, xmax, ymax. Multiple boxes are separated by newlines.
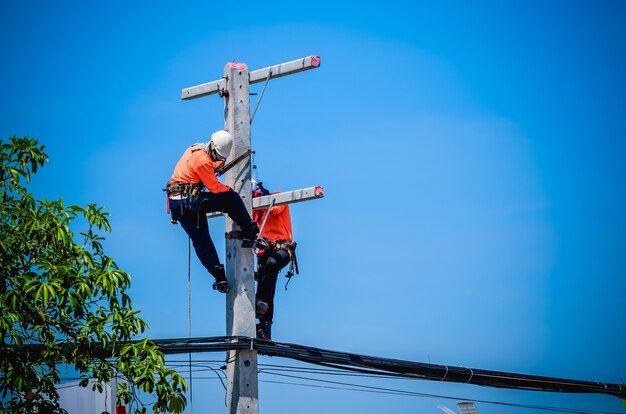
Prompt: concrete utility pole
<box><xmin>181</xmin><ymin>56</ymin><xmax>322</xmax><ymax>414</ymax></box>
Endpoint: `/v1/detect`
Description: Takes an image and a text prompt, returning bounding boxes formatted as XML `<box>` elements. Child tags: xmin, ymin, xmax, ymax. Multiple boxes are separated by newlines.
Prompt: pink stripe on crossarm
<box><xmin>311</xmin><ymin>56</ymin><xmax>321</xmax><ymax>67</ymax></box>
<box><xmin>228</xmin><ymin>62</ymin><xmax>249</xmax><ymax>70</ymax></box>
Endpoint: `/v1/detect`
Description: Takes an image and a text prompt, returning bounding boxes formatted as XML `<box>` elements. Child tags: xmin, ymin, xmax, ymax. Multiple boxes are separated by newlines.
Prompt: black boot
<box><xmin>241</xmin><ymin>221</ymin><xmax>260</xmax><ymax>248</ymax></box>
<box><xmin>211</xmin><ymin>265</ymin><xmax>231</xmax><ymax>293</ymax></box>
<box><xmin>256</xmin><ymin>321</ymin><xmax>272</xmax><ymax>341</ymax></box>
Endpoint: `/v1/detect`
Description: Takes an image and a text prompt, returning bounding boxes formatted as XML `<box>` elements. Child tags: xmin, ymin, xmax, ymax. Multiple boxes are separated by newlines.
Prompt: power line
<box><xmin>57</xmin><ymin>357</ymin><xmax>621</xmax><ymax>414</ymax></box>
<box><xmin>163</xmin><ymin>359</ymin><xmax>624</xmax><ymax>414</ymax></box>
<box><xmin>15</xmin><ymin>336</ymin><xmax>626</xmax><ymax>400</ymax></box>
<box><xmin>258</xmin><ymin>371</ymin><xmax>624</xmax><ymax>414</ymax></box>
<box><xmin>146</xmin><ymin>336</ymin><xmax>625</xmax><ymax>399</ymax></box>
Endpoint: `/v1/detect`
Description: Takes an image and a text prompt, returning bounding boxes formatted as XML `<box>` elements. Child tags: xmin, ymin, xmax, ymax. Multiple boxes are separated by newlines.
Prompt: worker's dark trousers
<box><xmin>256</xmin><ymin>248</ymin><xmax>291</xmax><ymax>324</ymax></box>
<box><xmin>170</xmin><ymin>189</ymin><xmax>256</xmax><ymax>278</ymax></box>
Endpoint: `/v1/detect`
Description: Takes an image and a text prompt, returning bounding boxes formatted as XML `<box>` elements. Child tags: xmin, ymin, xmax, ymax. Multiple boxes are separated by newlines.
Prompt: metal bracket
<box><xmin>225</xmin><ymin>230</ymin><xmax>244</xmax><ymax>240</ymax></box>
<box><xmin>216</xmin><ymin>148</ymin><xmax>253</xmax><ymax>177</ymax></box>
<box><xmin>250</xmin><ymin>70</ymin><xmax>272</xmax><ymax>124</ymax></box>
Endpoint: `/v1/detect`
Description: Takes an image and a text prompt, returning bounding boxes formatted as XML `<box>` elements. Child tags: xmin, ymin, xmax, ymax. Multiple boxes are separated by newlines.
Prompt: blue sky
<box><xmin>2</xmin><ymin>1</ymin><xmax>625</xmax><ymax>413</ymax></box>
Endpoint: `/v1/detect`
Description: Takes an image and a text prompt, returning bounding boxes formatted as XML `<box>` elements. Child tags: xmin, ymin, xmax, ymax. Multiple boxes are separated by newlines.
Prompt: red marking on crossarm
<box><xmin>228</xmin><ymin>63</ymin><xmax>248</xmax><ymax>70</ymax></box>
<box><xmin>315</xmin><ymin>186</ymin><xmax>324</xmax><ymax>197</ymax></box>
<box><xmin>311</xmin><ymin>56</ymin><xmax>321</xmax><ymax>67</ymax></box>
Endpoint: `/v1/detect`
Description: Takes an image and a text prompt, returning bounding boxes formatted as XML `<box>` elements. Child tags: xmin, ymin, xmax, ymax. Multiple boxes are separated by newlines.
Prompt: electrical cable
<box><xmin>258</xmin><ymin>363</ymin><xmax>423</xmax><ymax>381</ymax></box>
<box><xmin>159</xmin><ymin>359</ymin><xmax>623</xmax><ymax>414</ymax></box>
<box><xmin>127</xmin><ymin>336</ymin><xmax>624</xmax><ymax>398</ymax></box>
<box><xmin>251</xmin><ymin>339</ymin><xmax>626</xmax><ymax>399</ymax></box>
<box><xmin>259</xmin><ymin>371</ymin><xmax>623</xmax><ymax>414</ymax></box>
<box><xmin>22</xmin><ymin>336</ymin><xmax>626</xmax><ymax>409</ymax></box>
<box><xmin>254</xmin><ymin>364</ymin><xmax>619</xmax><ymax>414</ymax></box>
<box><xmin>158</xmin><ymin>358</ymin><xmax>625</xmax><ymax>414</ymax></box>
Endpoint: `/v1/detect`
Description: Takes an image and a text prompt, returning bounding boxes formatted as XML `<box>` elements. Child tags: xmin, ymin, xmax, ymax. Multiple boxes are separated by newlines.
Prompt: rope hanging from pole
<box><xmin>187</xmin><ymin>237</ymin><xmax>193</xmax><ymax>414</ymax></box>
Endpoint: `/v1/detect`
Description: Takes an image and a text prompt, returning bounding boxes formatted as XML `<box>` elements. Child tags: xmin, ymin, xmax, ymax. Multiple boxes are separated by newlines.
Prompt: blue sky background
<box><xmin>2</xmin><ymin>1</ymin><xmax>625</xmax><ymax>413</ymax></box>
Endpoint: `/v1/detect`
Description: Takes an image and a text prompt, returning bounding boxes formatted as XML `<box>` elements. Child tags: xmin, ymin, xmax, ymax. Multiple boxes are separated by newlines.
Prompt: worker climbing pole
<box><xmin>252</xmin><ymin>181</ymin><xmax>299</xmax><ymax>341</ymax></box>
<box><xmin>165</xmin><ymin>129</ymin><xmax>263</xmax><ymax>294</ymax></box>
<box><xmin>180</xmin><ymin>56</ymin><xmax>324</xmax><ymax>414</ymax></box>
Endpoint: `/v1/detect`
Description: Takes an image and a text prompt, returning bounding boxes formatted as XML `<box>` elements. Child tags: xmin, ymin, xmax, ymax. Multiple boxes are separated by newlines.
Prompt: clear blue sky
<box><xmin>2</xmin><ymin>1</ymin><xmax>625</xmax><ymax>413</ymax></box>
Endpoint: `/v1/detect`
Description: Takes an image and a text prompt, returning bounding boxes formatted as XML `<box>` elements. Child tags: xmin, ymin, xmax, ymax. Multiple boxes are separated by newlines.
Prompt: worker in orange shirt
<box><xmin>253</xmin><ymin>182</ymin><xmax>297</xmax><ymax>341</ymax></box>
<box><xmin>165</xmin><ymin>130</ymin><xmax>260</xmax><ymax>294</ymax></box>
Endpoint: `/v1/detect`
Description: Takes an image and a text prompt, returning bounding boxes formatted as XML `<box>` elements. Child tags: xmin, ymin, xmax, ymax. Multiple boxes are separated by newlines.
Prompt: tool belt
<box><xmin>269</xmin><ymin>240</ymin><xmax>296</xmax><ymax>251</ymax></box>
<box><xmin>163</xmin><ymin>181</ymin><xmax>204</xmax><ymax>198</ymax></box>
<box><xmin>163</xmin><ymin>181</ymin><xmax>207</xmax><ymax>216</ymax></box>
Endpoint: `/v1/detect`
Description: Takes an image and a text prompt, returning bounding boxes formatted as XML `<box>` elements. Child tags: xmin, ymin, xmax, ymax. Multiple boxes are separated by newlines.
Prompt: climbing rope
<box><xmin>187</xmin><ymin>237</ymin><xmax>193</xmax><ymax>414</ymax></box>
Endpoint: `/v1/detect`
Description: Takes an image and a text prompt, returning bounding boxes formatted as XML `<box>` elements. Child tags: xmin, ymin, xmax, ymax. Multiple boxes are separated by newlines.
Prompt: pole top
<box><xmin>226</xmin><ymin>62</ymin><xmax>249</xmax><ymax>70</ymax></box>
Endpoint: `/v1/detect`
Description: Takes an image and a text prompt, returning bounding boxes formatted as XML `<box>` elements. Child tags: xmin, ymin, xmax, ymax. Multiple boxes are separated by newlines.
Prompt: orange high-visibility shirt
<box><xmin>253</xmin><ymin>194</ymin><xmax>293</xmax><ymax>242</ymax></box>
<box><xmin>170</xmin><ymin>147</ymin><xmax>230</xmax><ymax>194</ymax></box>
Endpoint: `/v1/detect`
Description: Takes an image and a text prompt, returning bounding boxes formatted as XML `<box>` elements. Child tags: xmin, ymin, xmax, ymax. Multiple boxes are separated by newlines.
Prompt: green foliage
<box><xmin>0</xmin><ymin>136</ymin><xmax>187</xmax><ymax>413</ymax></box>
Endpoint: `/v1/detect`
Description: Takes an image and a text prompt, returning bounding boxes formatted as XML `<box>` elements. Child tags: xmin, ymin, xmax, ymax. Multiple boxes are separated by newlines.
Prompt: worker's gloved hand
<box><xmin>255</xmin><ymin>182</ymin><xmax>270</xmax><ymax>196</ymax></box>
<box><xmin>212</xmin><ymin>280</ymin><xmax>231</xmax><ymax>293</ymax></box>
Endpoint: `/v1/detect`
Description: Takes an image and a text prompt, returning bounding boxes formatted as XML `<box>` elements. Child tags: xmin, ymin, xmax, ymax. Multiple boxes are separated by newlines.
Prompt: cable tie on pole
<box><xmin>250</xmin><ymin>338</ymin><xmax>254</xmax><ymax>351</ymax></box>
<box><xmin>440</xmin><ymin>365</ymin><xmax>449</xmax><ymax>381</ymax></box>
<box><xmin>466</xmin><ymin>368</ymin><xmax>474</xmax><ymax>384</ymax></box>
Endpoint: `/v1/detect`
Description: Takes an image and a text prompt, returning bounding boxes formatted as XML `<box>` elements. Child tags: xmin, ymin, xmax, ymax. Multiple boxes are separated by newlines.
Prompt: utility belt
<box><xmin>163</xmin><ymin>181</ymin><xmax>205</xmax><ymax>199</ymax></box>
<box><xmin>269</xmin><ymin>240</ymin><xmax>296</xmax><ymax>252</ymax></box>
<box><xmin>163</xmin><ymin>181</ymin><xmax>206</xmax><ymax>219</ymax></box>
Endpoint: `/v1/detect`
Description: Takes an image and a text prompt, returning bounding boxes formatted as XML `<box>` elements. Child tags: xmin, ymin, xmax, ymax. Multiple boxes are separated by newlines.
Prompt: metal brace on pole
<box><xmin>250</xmin><ymin>70</ymin><xmax>272</xmax><ymax>124</ymax></box>
<box><xmin>257</xmin><ymin>198</ymin><xmax>276</xmax><ymax>239</ymax></box>
<box><xmin>216</xmin><ymin>149</ymin><xmax>253</xmax><ymax>177</ymax></box>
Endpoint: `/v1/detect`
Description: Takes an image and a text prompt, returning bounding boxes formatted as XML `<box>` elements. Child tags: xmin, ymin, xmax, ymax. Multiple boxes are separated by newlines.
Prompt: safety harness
<box><xmin>257</xmin><ymin>240</ymin><xmax>300</xmax><ymax>290</ymax></box>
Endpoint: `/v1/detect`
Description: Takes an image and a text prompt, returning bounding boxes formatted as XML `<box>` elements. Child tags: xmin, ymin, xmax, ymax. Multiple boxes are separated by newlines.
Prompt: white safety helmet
<box><xmin>210</xmin><ymin>130</ymin><xmax>233</xmax><ymax>161</ymax></box>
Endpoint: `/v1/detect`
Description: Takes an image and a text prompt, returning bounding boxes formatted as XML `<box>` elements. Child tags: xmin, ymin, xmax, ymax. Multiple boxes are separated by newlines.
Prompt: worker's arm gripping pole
<box><xmin>223</xmin><ymin>63</ymin><xmax>259</xmax><ymax>414</ymax></box>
